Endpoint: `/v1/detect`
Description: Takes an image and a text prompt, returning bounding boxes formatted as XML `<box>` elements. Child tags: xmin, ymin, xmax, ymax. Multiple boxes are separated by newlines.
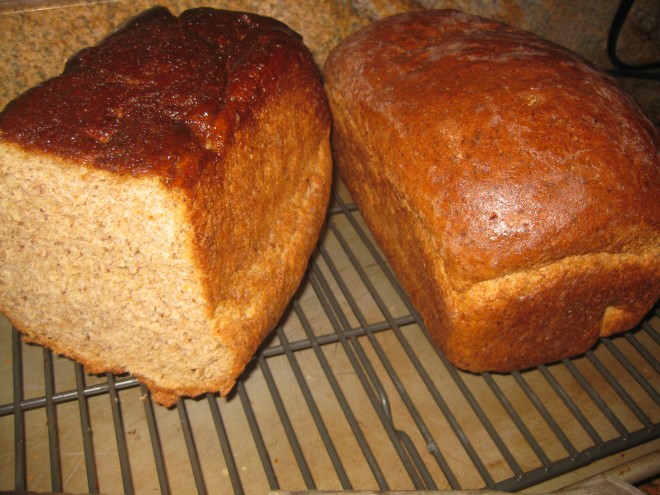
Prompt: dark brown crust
<box><xmin>0</xmin><ymin>7</ymin><xmax>331</xmax><ymax>404</ymax></box>
<box><xmin>0</xmin><ymin>7</ymin><xmax>328</xmax><ymax>189</ymax></box>
<box><xmin>324</xmin><ymin>9</ymin><xmax>659</xmax><ymax>289</ymax></box>
<box><xmin>324</xmin><ymin>10</ymin><xmax>660</xmax><ymax>371</ymax></box>
<box><xmin>0</xmin><ymin>5</ymin><xmax>330</xmax><ymax>320</ymax></box>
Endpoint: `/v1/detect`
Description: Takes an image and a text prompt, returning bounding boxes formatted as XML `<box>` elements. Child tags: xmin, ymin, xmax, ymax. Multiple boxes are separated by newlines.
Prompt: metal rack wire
<box><xmin>0</xmin><ymin>188</ymin><xmax>659</xmax><ymax>494</ymax></box>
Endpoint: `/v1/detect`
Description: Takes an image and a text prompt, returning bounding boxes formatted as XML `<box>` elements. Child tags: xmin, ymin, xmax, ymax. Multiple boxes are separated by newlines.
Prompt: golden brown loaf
<box><xmin>323</xmin><ymin>10</ymin><xmax>660</xmax><ymax>372</ymax></box>
<box><xmin>0</xmin><ymin>7</ymin><xmax>332</xmax><ymax>405</ymax></box>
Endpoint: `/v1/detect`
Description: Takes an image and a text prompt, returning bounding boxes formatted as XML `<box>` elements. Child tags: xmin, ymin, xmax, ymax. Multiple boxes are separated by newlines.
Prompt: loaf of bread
<box><xmin>323</xmin><ymin>10</ymin><xmax>659</xmax><ymax>372</ymax></box>
<box><xmin>0</xmin><ymin>7</ymin><xmax>331</xmax><ymax>405</ymax></box>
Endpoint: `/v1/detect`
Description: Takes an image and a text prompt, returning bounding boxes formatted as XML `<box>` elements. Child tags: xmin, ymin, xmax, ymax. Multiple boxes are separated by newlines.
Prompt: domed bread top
<box><xmin>323</xmin><ymin>10</ymin><xmax>659</xmax><ymax>372</ymax></box>
<box><xmin>324</xmin><ymin>9</ymin><xmax>658</xmax><ymax>292</ymax></box>
<box><xmin>0</xmin><ymin>6</ymin><xmax>329</xmax><ymax>188</ymax></box>
<box><xmin>0</xmin><ymin>7</ymin><xmax>332</xmax><ymax>405</ymax></box>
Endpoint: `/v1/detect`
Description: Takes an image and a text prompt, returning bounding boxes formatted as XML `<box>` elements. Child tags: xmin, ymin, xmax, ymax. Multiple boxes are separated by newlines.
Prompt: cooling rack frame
<box><xmin>1</xmin><ymin>188</ymin><xmax>658</xmax><ymax>495</ymax></box>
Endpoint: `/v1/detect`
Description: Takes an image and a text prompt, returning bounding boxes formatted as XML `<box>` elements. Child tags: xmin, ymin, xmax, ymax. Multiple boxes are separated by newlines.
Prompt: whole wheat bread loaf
<box><xmin>323</xmin><ymin>10</ymin><xmax>659</xmax><ymax>372</ymax></box>
<box><xmin>0</xmin><ymin>7</ymin><xmax>332</xmax><ymax>405</ymax></box>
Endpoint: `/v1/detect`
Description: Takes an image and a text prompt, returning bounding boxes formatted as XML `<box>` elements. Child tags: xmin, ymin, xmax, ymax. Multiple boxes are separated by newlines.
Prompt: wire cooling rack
<box><xmin>0</xmin><ymin>185</ymin><xmax>659</xmax><ymax>494</ymax></box>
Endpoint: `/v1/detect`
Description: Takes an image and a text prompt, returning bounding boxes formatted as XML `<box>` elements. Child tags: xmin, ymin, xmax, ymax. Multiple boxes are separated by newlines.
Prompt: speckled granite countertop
<box><xmin>1</xmin><ymin>0</ymin><xmax>659</xmax><ymax>120</ymax></box>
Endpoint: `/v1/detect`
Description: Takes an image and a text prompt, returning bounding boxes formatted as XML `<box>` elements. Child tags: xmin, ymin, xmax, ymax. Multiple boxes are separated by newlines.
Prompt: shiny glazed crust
<box><xmin>0</xmin><ymin>7</ymin><xmax>332</xmax><ymax>405</ymax></box>
<box><xmin>323</xmin><ymin>10</ymin><xmax>660</xmax><ymax>371</ymax></box>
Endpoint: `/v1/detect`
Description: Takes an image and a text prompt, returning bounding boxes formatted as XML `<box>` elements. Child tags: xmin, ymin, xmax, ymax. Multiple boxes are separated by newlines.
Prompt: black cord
<box><xmin>607</xmin><ymin>0</ymin><xmax>660</xmax><ymax>71</ymax></box>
